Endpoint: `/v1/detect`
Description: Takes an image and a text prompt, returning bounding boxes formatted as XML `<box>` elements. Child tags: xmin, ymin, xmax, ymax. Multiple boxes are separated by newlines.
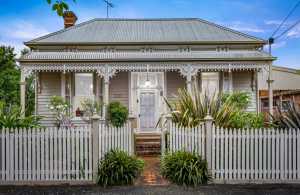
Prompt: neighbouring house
<box><xmin>19</xmin><ymin>12</ymin><xmax>274</xmax><ymax>129</ymax></box>
<box><xmin>258</xmin><ymin>66</ymin><xmax>300</xmax><ymax>115</ymax></box>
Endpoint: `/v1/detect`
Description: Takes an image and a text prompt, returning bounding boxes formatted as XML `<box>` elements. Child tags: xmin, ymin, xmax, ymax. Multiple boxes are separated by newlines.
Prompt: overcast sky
<box><xmin>0</xmin><ymin>0</ymin><xmax>299</xmax><ymax>69</ymax></box>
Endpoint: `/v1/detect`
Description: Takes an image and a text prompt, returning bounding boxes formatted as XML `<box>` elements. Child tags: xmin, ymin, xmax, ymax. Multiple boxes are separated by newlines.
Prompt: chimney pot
<box><xmin>63</xmin><ymin>11</ymin><xmax>77</xmax><ymax>28</ymax></box>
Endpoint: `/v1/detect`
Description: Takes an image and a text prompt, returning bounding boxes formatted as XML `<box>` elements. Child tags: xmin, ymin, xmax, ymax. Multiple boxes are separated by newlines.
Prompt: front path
<box><xmin>135</xmin><ymin>156</ymin><xmax>169</xmax><ymax>186</ymax></box>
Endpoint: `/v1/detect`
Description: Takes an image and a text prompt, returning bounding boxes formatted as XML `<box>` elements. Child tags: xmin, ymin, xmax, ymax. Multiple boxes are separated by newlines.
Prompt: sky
<box><xmin>0</xmin><ymin>0</ymin><xmax>300</xmax><ymax>69</ymax></box>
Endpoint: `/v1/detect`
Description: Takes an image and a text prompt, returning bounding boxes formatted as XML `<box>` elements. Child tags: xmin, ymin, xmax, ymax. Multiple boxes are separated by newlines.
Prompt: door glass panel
<box><xmin>140</xmin><ymin>92</ymin><xmax>156</xmax><ymax>130</ymax></box>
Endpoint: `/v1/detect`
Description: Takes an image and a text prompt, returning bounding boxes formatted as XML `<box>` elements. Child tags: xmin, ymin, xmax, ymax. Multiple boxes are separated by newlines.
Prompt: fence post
<box><xmin>204</xmin><ymin>114</ymin><xmax>213</xmax><ymax>170</ymax></box>
<box><xmin>91</xmin><ymin>114</ymin><xmax>101</xmax><ymax>182</ymax></box>
<box><xmin>128</xmin><ymin>116</ymin><xmax>136</xmax><ymax>155</ymax></box>
<box><xmin>161</xmin><ymin>114</ymin><xmax>172</xmax><ymax>154</ymax></box>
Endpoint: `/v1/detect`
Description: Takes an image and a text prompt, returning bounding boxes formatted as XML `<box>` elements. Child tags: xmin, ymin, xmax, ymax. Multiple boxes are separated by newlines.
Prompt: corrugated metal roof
<box><xmin>20</xmin><ymin>50</ymin><xmax>272</xmax><ymax>61</ymax></box>
<box><xmin>26</xmin><ymin>18</ymin><xmax>265</xmax><ymax>45</ymax></box>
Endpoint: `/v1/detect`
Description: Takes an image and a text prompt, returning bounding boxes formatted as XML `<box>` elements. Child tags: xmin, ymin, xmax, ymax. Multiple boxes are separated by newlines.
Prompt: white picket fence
<box><xmin>168</xmin><ymin>122</ymin><xmax>205</xmax><ymax>156</ymax></box>
<box><xmin>212</xmin><ymin>126</ymin><xmax>300</xmax><ymax>183</ymax></box>
<box><xmin>0</xmin><ymin>126</ymin><xmax>92</xmax><ymax>182</ymax></box>
<box><xmin>0</xmin><ymin>121</ymin><xmax>134</xmax><ymax>183</ymax></box>
<box><xmin>99</xmin><ymin>122</ymin><xmax>134</xmax><ymax>158</ymax></box>
<box><xmin>166</xmin><ymin>121</ymin><xmax>300</xmax><ymax>183</ymax></box>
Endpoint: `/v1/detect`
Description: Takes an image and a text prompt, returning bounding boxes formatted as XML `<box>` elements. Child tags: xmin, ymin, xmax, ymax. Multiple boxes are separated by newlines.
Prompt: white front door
<box><xmin>139</xmin><ymin>91</ymin><xmax>156</xmax><ymax>131</ymax></box>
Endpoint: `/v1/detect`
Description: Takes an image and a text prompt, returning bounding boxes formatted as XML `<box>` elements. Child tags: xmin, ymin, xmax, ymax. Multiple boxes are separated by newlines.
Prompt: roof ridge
<box><xmin>194</xmin><ymin>18</ymin><xmax>266</xmax><ymax>42</ymax></box>
<box><xmin>92</xmin><ymin>18</ymin><xmax>199</xmax><ymax>21</ymax></box>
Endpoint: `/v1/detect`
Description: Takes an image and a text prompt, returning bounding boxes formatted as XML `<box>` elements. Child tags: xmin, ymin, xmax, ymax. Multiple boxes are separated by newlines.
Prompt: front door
<box><xmin>139</xmin><ymin>91</ymin><xmax>156</xmax><ymax>131</ymax></box>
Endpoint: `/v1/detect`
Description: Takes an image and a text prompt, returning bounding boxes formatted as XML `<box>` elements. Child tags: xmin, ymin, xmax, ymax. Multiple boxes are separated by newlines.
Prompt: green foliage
<box><xmin>49</xmin><ymin>96</ymin><xmax>71</xmax><ymax>127</ymax></box>
<box><xmin>229</xmin><ymin>112</ymin><xmax>265</xmax><ymax>129</ymax></box>
<box><xmin>25</xmin><ymin>75</ymin><xmax>35</xmax><ymax>116</ymax></box>
<box><xmin>107</xmin><ymin>102</ymin><xmax>128</xmax><ymax>127</ymax></box>
<box><xmin>222</xmin><ymin>91</ymin><xmax>250</xmax><ymax>110</ymax></box>
<box><xmin>97</xmin><ymin>150</ymin><xmax>144</xmax><ymax>187</ymax></box>
<box><xmin>0</xmin><ymin>67</ymin><xmax>20</xmax><ymax>106</ymax></box>
<box><xmin>0</xmin><ymin>102</ymin><xmax>41</xmax><ymax>128</ymax></box>
<box><xmin>272</xmin><ymin>101</ymin><xmax>300</xmax><ymax>128</ymax></box>
<box><xmin>0</xmin><ymin>46</ymin><xmax>16</xmax><ymax>70</ymax></box>
<box><xmin>0</xmin><ymin>46</ymin><xmax>35</xmax><ymax>116</ymax></box>
<box><xmin>80</xmin><ymin>98</ymin><xmax>102</xmax><ymax>118</ymax></box>
<box><xmin>163</xmin><ymin>87</ymin><xmax>265</xmax><ymax>128</ymax></box>
<box><xmin>46</xmin><ymin>0</ymin><xmax>76</xmax><ymax>16</ymax></box>
<box><xmin>164</xmin><ymin>87</ymin><xmax>239</xmax><ymax>128</ymax></box>
<box><xmin>0</xmin><ymin>46</ymin><xmax>20</xmax><ymax>107</ymax></box>
<box><xmin>161</xmin><ymin>151</ymin><xmax>210</xmax><ymax>186</ymax></box>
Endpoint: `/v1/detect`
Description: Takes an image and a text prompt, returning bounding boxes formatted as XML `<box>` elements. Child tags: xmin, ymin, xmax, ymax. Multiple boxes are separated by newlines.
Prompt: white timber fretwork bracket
<box><xmin>96</xmin><ymin>64</ymin><xmax>117</xmax><ymax>83</ymax></box>
<box><xmin>96</xmin><ymin>64</ymin><xmax>116</xmax><ymax>119</ymax></box>
<box><xmin>21</xmin><ymin>66</ymin><xmax>34</xmax><ymax>79</ymax></box>
<box><xmin>179</xmin><ymin>64</ymin><xmax>199</xmax><ymax>93</ymax></box>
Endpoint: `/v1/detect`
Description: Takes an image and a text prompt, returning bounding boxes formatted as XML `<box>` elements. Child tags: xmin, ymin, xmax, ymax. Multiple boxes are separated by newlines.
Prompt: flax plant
<box><xmin>164</xmin><ymin>86</ymin><xmax>240</xmax><ymax>128</ymax></box>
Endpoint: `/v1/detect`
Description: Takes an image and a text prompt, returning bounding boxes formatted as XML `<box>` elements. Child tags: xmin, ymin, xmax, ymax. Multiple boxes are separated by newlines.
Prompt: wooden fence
<box><xmin>167</xmin><ymin>122</ymin><xmax>205</xmax><ymax>156</ymax></box>
<box><xmin>164</xmin><ymin>118</ymin><xmax>300</xmax><ymax>183</ymax></box>
<box><xmin>212</xmin><ymin>126</ymin><xmax>300</xmax><ymax>183</ymax></box>
<box><xmin>99</xmin><ymin>122</ymin><xmax>134</xmax><ymax>158</ymax></box>
<box><xmin>0</xmin><ymin>126</ymin><xmax>92</xmax><ymax>182</ymax></box>
<box><xmin>0</xmin><ymin>119</ymin><xmax>134</xmax><ymax>183</ymax></box>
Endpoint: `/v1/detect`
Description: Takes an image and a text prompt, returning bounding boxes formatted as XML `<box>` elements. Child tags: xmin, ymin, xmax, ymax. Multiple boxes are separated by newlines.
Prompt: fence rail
<box><xmin>165</xmin><ymin>120</ymin><xmax>300</xmax><ymax>183</ymax></box>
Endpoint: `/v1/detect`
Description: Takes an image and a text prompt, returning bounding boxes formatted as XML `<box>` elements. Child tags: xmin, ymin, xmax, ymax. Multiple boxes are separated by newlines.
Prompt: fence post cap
<box><xmin>204</xmin><ymin>115</ymin><xmax>213</xmax><ymax>121</ymax></box>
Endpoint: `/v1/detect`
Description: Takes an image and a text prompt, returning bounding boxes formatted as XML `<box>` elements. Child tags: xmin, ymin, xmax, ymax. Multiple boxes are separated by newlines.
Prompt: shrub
<box><xmin>0</xmin><ymin>101</ymin><xmax>42</xmax><ymax>128</ymax></box>
<box><xmin>107</xmin><ymin>101</ymin><xmax>128</xmax><ymax>127</ymax></box>
<box><xmin>163</xmin><ymin>87</ymin><xmax>240</xmax><ymax>128</ymax></box>
<box><xmin>80</xmin><ymin>98</ymin><xmax>102</xmax><ymax>118</ymax></box>
<box><xmin>161</xmin><ymin>151</ymin><xmax>210</xmax><ymax>186</ymax></box>
<box><xmin>222</xmin><ymin>91</ymin><xmax>250</xmax><ymax>110</ymax></box>
<box><xmin>229</xmin><ymin>112</ymin><xmax>265</xmax><ymax>129</ymax></box>
<box><xmin>97</xmin><ymin>150</ymin><xmax>144</xmax><ymax>187</ymax></box>
<box><xmin>48</xmin><ymin>96</ymin><xmax>71</xmax><ymax>127</ymax></box>
<box><xmin>162</xmin><ymin>87</ymin><xmax>265</xmax><ymax>129</ymax></box>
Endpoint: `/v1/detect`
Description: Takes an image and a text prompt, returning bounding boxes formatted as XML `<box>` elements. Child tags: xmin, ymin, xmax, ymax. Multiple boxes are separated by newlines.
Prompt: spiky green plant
<box><xmin>164</xmin><ymin>87</ymin><xmax>240</xmax><ymax>128</ymax></box>
<box><xmin>0</xmin><ymin>102</ymin><xmax>42</xmax><ymax>129</ymax></box>
<box><xmin>97</xmin><ymin>150</ymin><xmax>144</xmax><ymax>187</ymax></box>
<box><xmin>161</xmin><ymin>151</ymin><xmax>211</xmax><ymax>186</ymax></box>
<box><xmin>272</xmin><ymin>101</ymin><xmax>300</xmax><ymax>128</ymax></box>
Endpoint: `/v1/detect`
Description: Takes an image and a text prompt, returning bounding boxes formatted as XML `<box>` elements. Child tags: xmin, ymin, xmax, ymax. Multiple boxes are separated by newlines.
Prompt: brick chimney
<box><xmin>63</xmin><ymin>11</ymin><xmax>77</xmax><ymax>28</ymax></box>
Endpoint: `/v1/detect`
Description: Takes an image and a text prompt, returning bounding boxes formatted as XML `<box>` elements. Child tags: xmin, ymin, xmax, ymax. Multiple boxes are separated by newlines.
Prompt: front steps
<box><xmin>135</xmin><ymin>133</ymin><xmax>161</xmax><ymax>156</ymax></box>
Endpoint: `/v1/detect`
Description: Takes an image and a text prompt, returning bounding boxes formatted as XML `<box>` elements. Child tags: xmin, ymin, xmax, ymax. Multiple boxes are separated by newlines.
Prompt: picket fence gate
<box><xmin>99</xmin><ymin>122</ymin><xmax>134</xmax><ymax>158</ymax></box>
<box><xmin>0</xmin><ymin>120</ymin><xmax>134</xmax><ymax>183</ymax></box>
<box><xmin>165</xmin><ymin>119</ymin><xmax>300</xmax><ymax>183</ymax></box>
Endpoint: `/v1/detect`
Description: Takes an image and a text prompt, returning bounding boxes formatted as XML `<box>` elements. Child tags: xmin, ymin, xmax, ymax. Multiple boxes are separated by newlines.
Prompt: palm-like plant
<box><xmin>272</xmin><ymin>101</ymin><xmax>300</xmax><ymax>128</ymax></box>
<box><xmin>0</xmin><ymin>102</ymin><xmax>42</xmax><ymax>129</ymax></box>
<box><xmin>164</xmin><ymin>87</ymin><xmax>240</xmax><ymax>128</ymax></box>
